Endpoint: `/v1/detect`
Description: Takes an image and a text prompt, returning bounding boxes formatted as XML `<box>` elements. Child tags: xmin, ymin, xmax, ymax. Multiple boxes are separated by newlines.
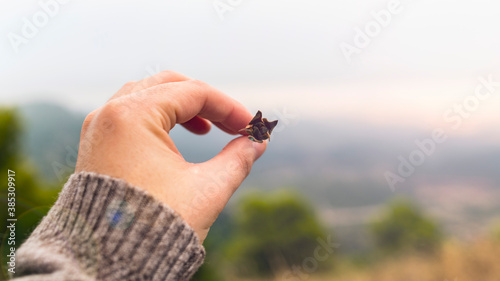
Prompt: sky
<box><xmin>2</xmin><ymin>0</ymin><xmax>500</xmax><ymax>134</ymax></box>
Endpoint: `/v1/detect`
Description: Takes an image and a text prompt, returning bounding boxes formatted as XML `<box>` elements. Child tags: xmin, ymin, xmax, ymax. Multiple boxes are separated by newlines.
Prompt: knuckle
<box><xmin>188</xmin><ymin>79</ymin><xmax>209</xmax><ymax>89</ymax></box>
<box><xmin>82</xmin><ymin>110</ymin><xmax>97</xmax><ymax>132</ymax></box>
<box><xmin>100</xmin><ymin>99</ymin><xmax>133</xmax><ymax>123</ymax></box>
<box><xmin>185</xmin><ymin>79</ymin><xmax>211</xmax><ymax>99</ymax></box>
<box><xmin>154</xmin><ymin>70</ymin><xmax>181</xmax><ymax>84</ymax></box>
<box><xmin>123</xmin><ymin>81</ymin><xmax>137</xmax><ymax>88</ymax></box>
<box><xmin>158</xmin><ymin>70</ymin><xmax>178</xmax><ymax>77</ymax></box>
<box><xmin>118</xmin><ymin>81</ymin><xmax>137</xmax><ymax>93</ymax></box>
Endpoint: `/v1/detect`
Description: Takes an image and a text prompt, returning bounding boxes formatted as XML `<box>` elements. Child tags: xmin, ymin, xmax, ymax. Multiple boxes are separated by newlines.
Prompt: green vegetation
<box><xmin>0</xmin><ymin>108</ymin><xmax>21</xmax><ymax>174</ymax></box>
<box><xmin>370</xmin><ymin>200</ymin><xmax>442</xmax><ymax>256</ymax></box>
<box><xmin>489</xmin><ymin>221</ymin><xmax>500</xmax><ymax>242</ymax></box>
<box><xmin>226</xmin><ymin>191</ymin><xmax>331</xmax><ymax>277</ymax></box>
<box><xmin>0</xmin><ymin>108</ymin><xmax>60</xmax><ymax>279</ymax></box>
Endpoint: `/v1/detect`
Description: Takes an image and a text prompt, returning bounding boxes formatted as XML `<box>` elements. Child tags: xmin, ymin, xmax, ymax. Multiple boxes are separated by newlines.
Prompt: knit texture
<box><xmin>11</xmin><ymin>172</ymin><xmax>205</xmax><ymax>281</ymax></box>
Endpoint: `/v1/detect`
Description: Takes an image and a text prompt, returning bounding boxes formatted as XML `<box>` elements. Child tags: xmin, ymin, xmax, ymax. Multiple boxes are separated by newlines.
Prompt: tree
<box><xmin>226</xmin><ymin>190</ymin><xmax>331</xmax><ymax>277</ymax></box>
<box><xmin>370</xmin><ymin>200</ymin><xmax>442</xmax><ymax>256</ymax></box>
<box><xmin>0</xmin><ymin>108</ymin><xmax>21</xmax><ymax>174</ymax></box>
<box><xmin>0</xmin><ymin>108</ymin><xmax>59</xmax><ymax>279</ymax></box>
<box><xmin>192</xmin><ymin>211</ymin><xmax>234</xmax><ymax>281</ymax></box>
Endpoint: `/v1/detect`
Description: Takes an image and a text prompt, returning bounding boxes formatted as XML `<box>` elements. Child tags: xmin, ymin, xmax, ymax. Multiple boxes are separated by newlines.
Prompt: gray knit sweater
<box><xmin>11</xmin><ymin>172</ymin><xmax>205</xmax><ymax>281</ymax></box>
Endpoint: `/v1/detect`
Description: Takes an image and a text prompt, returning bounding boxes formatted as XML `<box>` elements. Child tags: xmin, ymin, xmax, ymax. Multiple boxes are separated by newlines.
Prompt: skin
<box><xmin>75</xmin><ymin>70</ymin><xmax>267</xmax><ymax>243</ymax></box>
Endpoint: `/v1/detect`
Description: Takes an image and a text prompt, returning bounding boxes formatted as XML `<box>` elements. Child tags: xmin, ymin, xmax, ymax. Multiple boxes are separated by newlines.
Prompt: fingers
<box><xmin>109</xmin><ymin>70</ymin><xmax>191</xmax><ymax>100</ymax></box>
<box><xmin>212</xmin><ymin>122</ymin><xmax>239</xmax><ymax>135</ymax></box>
<box><xmin>108</xmin><ymin>72</ymin><xmax>253</xmax><ymax>136</ymax></box>
<box><xmin>181</xmin><ymin>116</ymin><xmax>212</xmax><ymax>135</ymax></box>
<box><xmin>131</xmin><ymin>71</ymin><xmax>191</xmax><ymax>93</ymax></box>
<box><xmin>147</xmin><ymin>80</ymin><xmax>254</xmax><ymax>133</ymax></box>
<box><xmin>198</xmin><ymin>136</ymin><xmax>267</xmax><ymax>201</ymax></box>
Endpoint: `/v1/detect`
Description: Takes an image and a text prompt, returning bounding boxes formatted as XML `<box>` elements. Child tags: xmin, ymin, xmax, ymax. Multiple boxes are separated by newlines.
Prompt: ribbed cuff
<box><xmin>18</xmin><ymin>172</ymin><xmax>205</xmax><ymax>281</ymax></box>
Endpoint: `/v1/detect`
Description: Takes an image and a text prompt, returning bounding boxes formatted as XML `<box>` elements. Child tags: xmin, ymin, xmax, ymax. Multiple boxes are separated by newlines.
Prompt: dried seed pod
<box><xmin>239</xmin><ymin>110</ymin><xmax>278</xmax><ymax>143</ymax></box>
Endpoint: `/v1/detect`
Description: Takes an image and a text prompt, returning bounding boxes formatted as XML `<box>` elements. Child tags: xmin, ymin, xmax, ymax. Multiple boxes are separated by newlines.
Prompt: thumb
<box><xmin>199</xmin><ymin>136</ymin><xmax>267</xmax><ymax>200</ymax></box>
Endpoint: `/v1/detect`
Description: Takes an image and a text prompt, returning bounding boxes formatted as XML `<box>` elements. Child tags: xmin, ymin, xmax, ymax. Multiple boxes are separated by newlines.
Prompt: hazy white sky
<box><xmin>2</xmin><ymin>0</ymin><xmax>500</xmax><ymax>131</ymax></box>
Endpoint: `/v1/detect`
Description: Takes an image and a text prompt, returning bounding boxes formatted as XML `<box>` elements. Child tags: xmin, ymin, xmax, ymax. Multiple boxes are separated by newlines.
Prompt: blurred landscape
<box><xmin>17</xmin><ymin>103</ymin><xmax>500</xmax><ymax>239</ymax></box>
<box><xmin>1</xmin><ymin>102</ymin><xmax>499</xmax><ymax>280</ymax></box>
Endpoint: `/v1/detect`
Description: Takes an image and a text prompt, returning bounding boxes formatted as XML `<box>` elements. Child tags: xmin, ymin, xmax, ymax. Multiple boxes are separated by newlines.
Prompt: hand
<box><xmin>75</xmin><ymin>71</ymin><xmax>267</xmax><ymax>243</ymax></box>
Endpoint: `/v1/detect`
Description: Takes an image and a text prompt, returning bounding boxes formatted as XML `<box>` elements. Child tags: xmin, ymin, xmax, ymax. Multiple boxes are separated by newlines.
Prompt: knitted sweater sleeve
<box><xmin>10</xmin><ymin>172</ymin><xmax>205</xmax><ymax>281</ymax></box>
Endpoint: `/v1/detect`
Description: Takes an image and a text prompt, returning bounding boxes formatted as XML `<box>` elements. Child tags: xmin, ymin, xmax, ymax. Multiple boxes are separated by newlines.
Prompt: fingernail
<box><xmin>252</xmin><ymin>141</ymin><xmax>267</xmax><ymax>160</ymax></box>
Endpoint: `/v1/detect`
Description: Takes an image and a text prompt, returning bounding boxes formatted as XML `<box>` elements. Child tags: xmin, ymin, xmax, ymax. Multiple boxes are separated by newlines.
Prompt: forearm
<box><xmin>11</xmin><ymin>172</ymin><xmax>205</xmax><ymax>281</ymax></box>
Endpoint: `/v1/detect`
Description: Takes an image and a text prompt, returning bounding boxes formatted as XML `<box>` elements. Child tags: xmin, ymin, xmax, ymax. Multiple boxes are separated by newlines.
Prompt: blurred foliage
<box><xmin>489</xmin><ymin>221</ymin><xmax>500</xmax><ymax>242</ymax></box>
<box><xmin>370</xmin><ymin>200</ymin><xmax>442</xmax><ymax>256</ymax></box>
<box><xmin>285</xmin><ymin>239</ymin><xmax>500</xmax><ymax>281</ymax></box>
<box><xmin>192</xmin><ymin>211</ymin><xmax>235</xmax><ymax>281</ymax></box>
<box><xmin>191</xmin><ymin>258</ymin><xmax>224</xmax><ymax>281</ymax></box>
<box><xmin>0</xmin><ymin>108</ymin><xmax>20</xmax><ymax>173</ymax></box>
<box><xmin>0</xmin><ymin>108</ymin><xmax>60</xmax><ymax>279</ymax></box>
<box><xmin>226</xmin><ymin>190</ymin><xmax>332</xmax><ymax>277</ymax></box>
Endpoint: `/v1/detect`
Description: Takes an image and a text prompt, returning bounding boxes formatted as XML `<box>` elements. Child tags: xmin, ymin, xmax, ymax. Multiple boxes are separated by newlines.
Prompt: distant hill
<box><xmin>19</xmin><ymin>103</ymin><xmax>85</xmax><ymax>183</ymax></box>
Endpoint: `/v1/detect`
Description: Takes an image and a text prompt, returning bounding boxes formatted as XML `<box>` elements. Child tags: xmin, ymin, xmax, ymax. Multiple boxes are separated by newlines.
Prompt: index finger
<box><xmin>145</xmin><ymin>80</ymin><xmax>253</xmax><ymax>133</ymax></box>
